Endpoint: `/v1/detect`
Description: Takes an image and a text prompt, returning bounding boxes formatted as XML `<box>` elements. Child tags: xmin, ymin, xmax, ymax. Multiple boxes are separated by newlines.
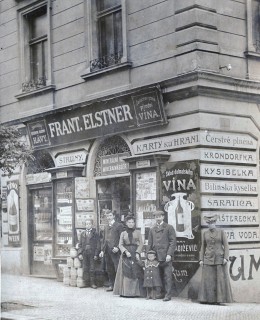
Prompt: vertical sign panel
<box><xmin>7</xmin><ymin>180</ymin><xmax>20</xmax><ymax>245</ymax></box>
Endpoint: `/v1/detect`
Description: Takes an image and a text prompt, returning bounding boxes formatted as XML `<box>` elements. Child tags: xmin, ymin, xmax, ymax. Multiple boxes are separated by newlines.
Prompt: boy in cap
<box><xmin>142</xmin><ymin>250</ymin><xmax>162</xmax><ymax>300</ymax></box>
<box><xmin>147</xmin><ymin>210</ymin><xmax>176</xmax><ymax>301</ymax></box>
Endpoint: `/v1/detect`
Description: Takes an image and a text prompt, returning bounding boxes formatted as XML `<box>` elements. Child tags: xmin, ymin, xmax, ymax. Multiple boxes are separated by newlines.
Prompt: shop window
<box><xmin>246</xmin><ymin>0</ymin><xmax>260</xmax><ymax>56</ymax></box>
<box><xmin>81</xmin><ymin>0</ymin><xmax>131</xmax><ymax>78</ymax></box>
<box><xmin>17</xmin><ymin>1</ymin><xmax>54</xmax><ymax>97</ymax></box>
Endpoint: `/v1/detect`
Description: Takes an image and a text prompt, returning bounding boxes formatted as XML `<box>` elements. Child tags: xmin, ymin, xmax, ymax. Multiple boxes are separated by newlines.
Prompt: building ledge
<box><xmin>81</xmin><ymin>62</ymin><xmax>132</xmax><ymax>80</ymax></box>
<box><xmin>245</xmin><ymin>51</ymin><xmax>260</xmax><ymax>60</ymax></box>
<box><xmin>15</xmin><ymin>85</ymin><xmax>56</xmax><ymax>100</ymax></box>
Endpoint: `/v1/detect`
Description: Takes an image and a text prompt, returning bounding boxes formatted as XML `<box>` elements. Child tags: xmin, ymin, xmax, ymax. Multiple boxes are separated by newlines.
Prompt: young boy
<box><xmin>142</xmin><ymin>250</ymin><xmax>162</xmax><ymax>300</ymax></box>
<box><xmin>78</xmin><ymin>219</ymin><xmax>101</xmax><ymax>289</ymax></box>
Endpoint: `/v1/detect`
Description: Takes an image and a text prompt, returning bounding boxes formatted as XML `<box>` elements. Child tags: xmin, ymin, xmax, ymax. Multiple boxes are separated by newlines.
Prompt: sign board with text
<box><xmin>27</xmin><ymin>87</ymin><xmax>167</xmax><ymax>149</ymax></box>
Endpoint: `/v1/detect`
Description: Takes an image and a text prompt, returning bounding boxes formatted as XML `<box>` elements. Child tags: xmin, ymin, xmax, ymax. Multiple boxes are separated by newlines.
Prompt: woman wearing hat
<box><xmin>198</xmin><ymin>213</ymin><xmax>233</xmax><ymax>304</ymax></box>
<box><xmin>113</xmin><ymin>215</ymin><xmax>144</xmax><ymax>297</ymax></box>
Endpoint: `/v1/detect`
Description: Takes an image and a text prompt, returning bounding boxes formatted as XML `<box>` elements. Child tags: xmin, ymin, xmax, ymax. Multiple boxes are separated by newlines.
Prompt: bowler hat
<box><xmin>152</xmin><ymin>210</ymin><xmax>165</xmax><ymax>216</ymax></box>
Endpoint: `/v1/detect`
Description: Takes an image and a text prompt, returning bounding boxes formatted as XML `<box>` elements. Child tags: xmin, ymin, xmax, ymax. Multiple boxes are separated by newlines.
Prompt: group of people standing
<box><xmin>77</xmin><ymin>210</ymin><xmax>233</xmax><ymax>304</ymax></box>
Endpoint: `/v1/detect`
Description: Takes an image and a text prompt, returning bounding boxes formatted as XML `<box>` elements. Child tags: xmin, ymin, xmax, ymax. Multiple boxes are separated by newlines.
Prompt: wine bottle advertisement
<box><xmin>7</xmin><ymin>179</ymin><xmax>20</xmax><ymax>244</ymax></box>
<box><xmin>160</xmin><ymin>160</ymin><xmax>201</xmax><ymax>262</ymax></box>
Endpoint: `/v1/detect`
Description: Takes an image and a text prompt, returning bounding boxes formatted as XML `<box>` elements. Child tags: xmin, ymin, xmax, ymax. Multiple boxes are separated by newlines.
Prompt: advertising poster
<box><xmin>6</xmin><ymin>180</ymin><xmax>20</xmax><ymax>245</ymax></box>
<box><xmin>161</xmin><ymin>160</ymin><xmax>200</xmax><ymax>295</ymax></box>
<box><xmin>75</xmin><ymin>177</ymin><xmax>90</xmax><ymax>198</ymax></box>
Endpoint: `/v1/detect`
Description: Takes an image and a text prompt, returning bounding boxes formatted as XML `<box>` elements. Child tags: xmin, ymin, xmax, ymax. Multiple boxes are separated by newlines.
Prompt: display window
<box><xmin>54</xmin><ymin>180</ymin><xmax>73</xmax><ymax>257</ymax></box>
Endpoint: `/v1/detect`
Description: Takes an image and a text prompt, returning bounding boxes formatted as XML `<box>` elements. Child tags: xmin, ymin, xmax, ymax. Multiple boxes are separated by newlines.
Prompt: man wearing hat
<box><xmin>147</xmin><ymin>210</ymin><xmax>176</xmax><ymax>301</ymax></box>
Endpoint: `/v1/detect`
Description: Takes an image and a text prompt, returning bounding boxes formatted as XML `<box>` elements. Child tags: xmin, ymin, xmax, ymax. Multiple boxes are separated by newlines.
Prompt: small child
<box><xmin>142</xmin><ymin>250</ymin><xmax>162</xmax><ymax>300</ymax></box>
<box><xmin>77</xmin><ymin>219</ymin><xmax>101</xmax><ymax>289</ymax></box>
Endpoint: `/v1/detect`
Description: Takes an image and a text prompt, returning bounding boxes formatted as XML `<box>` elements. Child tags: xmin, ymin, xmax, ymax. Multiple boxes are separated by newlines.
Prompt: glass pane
<box><xmin>31</xmin><ymin>43</ymin><xmax>42</xmax><ymax>80</ymax></box>
<box><xmin>98</xmin><ymin>0</ymin><xmax>121</xmax><ymax>11</ymax></box>
<box><xmin>30</xmin><ymin>40</ymin><xmax>47</xmax><ymax>81</ymax></box>
<box><xmin>32</xmin><ymin>189</ymin><xmax>53</xmax><ymax>241</ymax></box>
<box><xmin>55</xmin><ymin>181</ymin><xmax>73</xmax><ymax>257</ymax></box>
<box><xmin>100</xmin><ymin>14</ymin><xmax>114</xmax><ymax>57</ymax></box>
<box><xmin>114</xmin><ymin>11</ymin><xmax>123</xmax><ymax>54</ymax></box>
<box><xmin>252</xmin><ymin>0</ymin><xmax>260</xmax><ymax>50</ymax></box>
<box><xmin>29</xmin><ymin>7</ymin><xmax>47</xmax><ymax>39</ymax></box>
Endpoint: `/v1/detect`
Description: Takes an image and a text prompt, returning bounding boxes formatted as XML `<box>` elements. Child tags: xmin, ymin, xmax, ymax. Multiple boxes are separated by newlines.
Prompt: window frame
<box><xmin>81</xmin><ymin>0</ymin><xmax>131</xmax><ymax>79</ymax></box>
<box><xmin>246</xmin><ymin>0</ymin><xmax>260</xmax><ymax>58</ymax></box>
<box><xmin>17</xmin><ymin>0</ymin><xmax>54</xmax><ymax>97</ymax></box>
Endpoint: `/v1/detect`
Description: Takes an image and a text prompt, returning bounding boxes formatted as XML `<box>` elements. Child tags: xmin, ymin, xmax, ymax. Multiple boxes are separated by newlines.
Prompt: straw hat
<box><xmin>203</xmin><ymin>213</ymin><xmax>218</xmax><ymax>223</ymax></box>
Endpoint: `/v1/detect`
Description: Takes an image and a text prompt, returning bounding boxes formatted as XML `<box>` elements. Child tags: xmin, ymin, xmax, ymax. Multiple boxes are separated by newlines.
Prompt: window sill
<box><xmin>245</xmin><ymin>51</ymin><xmax>260</xmax><ymax>59</ymax></box>
<box><xmin>81</xmin><ymin>62</ymin><xmax>132</xmax><ymax>81</ymax></box>
<box><xmin>15</xmin><ymin>84</ymin><xmax>56</xmax><ymax>100</ymax></box>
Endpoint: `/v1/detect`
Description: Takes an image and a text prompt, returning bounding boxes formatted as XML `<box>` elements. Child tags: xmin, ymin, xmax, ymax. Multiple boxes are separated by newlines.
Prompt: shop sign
<box><xmin>200</xmin><ymin>163</ymin><xmax>257</xmax><ymax>179</ymax></box>
<box><xmin>27</xmin><ymin>120</ymin><xmax>50</xmax><ymax>148</ymax></box>
<box><xmin>133</xmin><ymin>132</ymin><xmax>199</xmax><ymax>154</ymax></box>
<box><xmin>200</xmin><ymin>180</ymin><xmax>258</xmax><ymax>194</ymax></box>
<box><xmin>201</xmin><ymin>212</ymin><xmax>259</xmax><ymax>226</ymax></box>
<box><xmin>132</xmin><ymin>131</ymin><xmax>257</xmax><ymax>154</ymax></box>
<box><xmin>201</xmin><ymin>195</ymin><xmax>258</xmax><ymax>210</ymax></box>
<box><xmin>55</xmin><ymin>150</ymin><xmax>87</xmax><ymax>167</ymax></box>
<box><xmin>76</xmin><ymin>199</ymin><xmax>95</xmax><ymax>212</ymax></box>
<box><xmin>161</xmin><ymin>160</ymin><xmax>200</xmax><ymax>261</ymax></box>
<box><xmin>26</xmin><ymin>172</ymin><xmax>51</xmax><ymax>185</ymax></box>
<box><xmin>200</xmin><ymin>131</ymin><xmax>257</xmax><ymax>149</ymax></box>
<box><xmin>101</xmin><ymin>152</ymin><xmax>129</xmax><ymax>175</ymax></box>
<box><xmin>224</xmin><ymin>228</ymin><xmax>260</xmax><ymax>242</ymax></box>
<box><xmin>200</xmin><ymin>149</ymin><xmax>257</xmax><ymax>165</ymax></box>
<box><xmin>27</xmin><ymin>87</ymin><xmax>167</xmax><ymax>149</ymax></box>
<box><xmin>136</xmin><ymin>160</ymin><xmax>151</xmax><ymax>168</ymax></box>
<box><xmin>228</xmin><ymin>249</ymin><xmax>260</xmax><ymax>302</ymax></box>
<box><xmin>7</xmin><ymin>180</ymin><xmax>20</xmax><ymax>245</ymax></box>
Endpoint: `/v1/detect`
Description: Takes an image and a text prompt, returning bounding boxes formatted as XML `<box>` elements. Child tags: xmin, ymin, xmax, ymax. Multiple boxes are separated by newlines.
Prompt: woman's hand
<box><xmin>125</xmin><ymin>251</ymin><xmax>131</xmax><ymax>258</ymax></box>
<box><xmin>135</xmin><ymin>253</ymin><xmax>140</xmax><ymax>261</ymax></box>
<box><xmin>199</xmin><ymin>260</ymin><xmax>204</xmax><ymax>266</ymax></box>
<box><xmin>223</xmin><ymin>258</ymin><xmax>228</xmax><ymax>265</ymax></box>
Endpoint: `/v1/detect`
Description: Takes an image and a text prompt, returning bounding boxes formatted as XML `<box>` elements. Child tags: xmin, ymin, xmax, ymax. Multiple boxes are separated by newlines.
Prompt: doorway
<box><xmin>97</xmin><ymin>176</ymin><xmax>130</xmax><ymax>227</ymax></box>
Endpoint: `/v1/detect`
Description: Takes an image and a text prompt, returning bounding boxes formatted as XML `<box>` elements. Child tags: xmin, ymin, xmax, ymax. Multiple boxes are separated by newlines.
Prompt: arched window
<box><xmin>27</xmin><ymin>150</ymin><xmax>55</xmax><ymax>174</ymax></box>
<box><xmin>93</xmin><ymin>136</ymin><xmax>130</xmax><ymax>176</ymax></box>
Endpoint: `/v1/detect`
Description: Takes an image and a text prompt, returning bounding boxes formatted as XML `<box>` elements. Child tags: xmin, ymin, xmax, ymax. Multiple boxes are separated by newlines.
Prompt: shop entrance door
<box><xmin>97</xmin><ymin>176</ymin><xmax>130</xmax><ymax>226</ymax></box>
<box><xmin>28</xmin><ymin>187</ymin><xmax>56</xmax><ymax>277</ymax></box>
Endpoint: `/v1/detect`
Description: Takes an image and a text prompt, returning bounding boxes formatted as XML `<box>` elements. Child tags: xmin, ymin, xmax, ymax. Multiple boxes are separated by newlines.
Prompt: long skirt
<box><xmin>113</xmin><ymin>244</ymin><xmax>143</xmax><ymax>297</ymax></box>
<box><xmin>198</xmin><ymin>264</ymin><xmax>233</xmax><ymax>303</ymax></box>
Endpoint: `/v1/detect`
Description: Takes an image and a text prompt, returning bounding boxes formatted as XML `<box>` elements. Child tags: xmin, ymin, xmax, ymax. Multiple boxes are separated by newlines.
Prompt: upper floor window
<box><xmin>17</xmin><ymin>1</ymin><xmax>54</xmax><ymax>97</ymax></box>
<box><xmin>82</xmin><ymin>0</ymin><xmax>130</xmax><ymax>78</ymax></box>
<box><xmin>246</xmin><ymin>0</ymin><xmax>260</xmax><ymax>55</ymax></box>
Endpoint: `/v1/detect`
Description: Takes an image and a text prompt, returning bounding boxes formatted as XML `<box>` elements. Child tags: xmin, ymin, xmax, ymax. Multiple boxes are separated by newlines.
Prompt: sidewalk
<box><xmin>1</xmin><ymin>274</ymin><xmax>260</xmax><ymax>320</ymax></box>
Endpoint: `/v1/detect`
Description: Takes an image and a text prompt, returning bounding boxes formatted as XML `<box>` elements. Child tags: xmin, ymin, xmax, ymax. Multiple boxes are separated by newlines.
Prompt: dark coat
<box><xmin>102</xmin><ymin>222</ymin><xmax>124</xmax><ymax>252</ymax></box>
<box><xmin>200</xmin><ymin>228</ymin><xmax>229</xmax><ymax>265</ymax></box>
<box><xmin>143</xmin><ymin>260</ymin><xmax>162</xmax><ymax>288</ymax></box>
<box><xmin>147</xmin><ymin>222</ymin><xmax>176</xmax><ymax>261</ymax></box>
<box><xmin>78</xmin><ymin>228</ymin><xmax>101</xmax><ymax>257</ymax></box>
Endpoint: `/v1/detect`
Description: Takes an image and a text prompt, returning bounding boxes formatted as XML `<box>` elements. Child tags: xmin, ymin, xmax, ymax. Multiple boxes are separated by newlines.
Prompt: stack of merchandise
<box><xmin>63</xmin><ymin>247</ymin><xmax>85</xmax><ymax>287</ymax></box>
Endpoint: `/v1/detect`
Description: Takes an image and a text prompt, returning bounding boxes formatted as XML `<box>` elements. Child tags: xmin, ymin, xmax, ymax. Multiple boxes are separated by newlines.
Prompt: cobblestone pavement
<box><xmin>1</xmin><ymin>274</ymin><xmax>260</xmax><ymax>320</ymax></box>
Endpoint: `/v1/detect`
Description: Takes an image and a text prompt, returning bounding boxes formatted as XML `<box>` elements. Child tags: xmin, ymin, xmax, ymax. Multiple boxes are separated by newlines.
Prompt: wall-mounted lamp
<box><xmin>219</xmin><ymin>64</ymin><xmax>232</xmax><ymax>71</ymax></box>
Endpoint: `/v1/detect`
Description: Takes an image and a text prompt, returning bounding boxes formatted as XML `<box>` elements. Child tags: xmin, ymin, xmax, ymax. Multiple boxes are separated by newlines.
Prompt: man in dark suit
<box><xmin>147</xmin><ymin>210</ymin><xmax>176</xmax><ymax>301</ymax></box>
<box><xmin>78</xmin><ymin>219</ymin><xmax>101</xmax><ymax>289</ymax></box>
<box><xmin>99</xmin><ymin>210</ymin><xmax>124</xmax><ymax>291</ymax></box>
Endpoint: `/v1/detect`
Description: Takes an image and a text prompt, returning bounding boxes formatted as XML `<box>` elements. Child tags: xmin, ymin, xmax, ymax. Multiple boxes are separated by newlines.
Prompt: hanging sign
<box><xmin>55</xmin><ymin>150</ymin><xmax>87</xmax><ymax>167</ymax></box>
<box><xmin>27</xmin><ymin>87</ymin><xmax>167</xmax><ymax>149</ymax></box>
<box><xmin>101</xmin><ymin>152</ymin><xmax>129</xmax><ymax>175</ymax></box>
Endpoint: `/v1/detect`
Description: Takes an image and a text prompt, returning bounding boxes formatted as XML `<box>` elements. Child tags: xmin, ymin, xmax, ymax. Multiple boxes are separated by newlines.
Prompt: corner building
<box><xmin>1</xmin><ymin>0</ymin><xmax>260</xmax><ymax>303</ymax></box>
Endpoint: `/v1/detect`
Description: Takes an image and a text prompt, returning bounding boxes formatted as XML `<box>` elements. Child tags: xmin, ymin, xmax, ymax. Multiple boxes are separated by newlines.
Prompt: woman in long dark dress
<box><xmin>198</xmin><ymin>213</ymin><xmax>233</xmax><ymax>304</ymax></box>
<box><xmin>113</xmin><ymin>215</ymin><xmax>144</xmax><ymax>297</ymax></box>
